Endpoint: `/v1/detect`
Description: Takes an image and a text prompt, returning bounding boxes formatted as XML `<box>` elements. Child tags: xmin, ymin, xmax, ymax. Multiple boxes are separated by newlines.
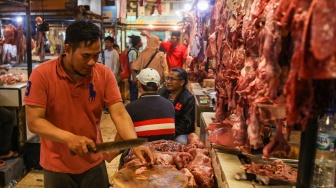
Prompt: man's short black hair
<box><xmin>65</xmin><ymin>21</ymin><xmax>102</xmax><ymax>51</ymax></box>
<box><xmin>171</xmin><ymin>31</ymin><xmax>181</xmax><ymax>38</ymax></box>
<box><xmin>104</xmin><ymin>36</ymin><xmax>114</xmax><ymax>43</ymax></box>
<box><xmin>113</xmin><ymin>44</ymin><xmax>119</xmax><ymax>48</ymax></box>
<box><xmin>131</xmin><ymin>36</ymin><xmax>141</xmax><ymax>47</ymax></box>
<box><xmin>171</xmin><ymin>68</ymin><xmax>188</xmax><ymax>88</ymax></box>
<box><xmin>140</xmin><ymin>82</ymin><xmax>158</xmax><ymax>92</ymax></box>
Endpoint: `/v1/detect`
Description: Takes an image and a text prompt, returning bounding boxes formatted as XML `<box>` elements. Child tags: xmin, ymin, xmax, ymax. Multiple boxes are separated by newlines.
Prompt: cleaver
<box><xmin>70</xmin><ymin>138</ymin><xmax>147</xmax><ymax>155</ymax></box>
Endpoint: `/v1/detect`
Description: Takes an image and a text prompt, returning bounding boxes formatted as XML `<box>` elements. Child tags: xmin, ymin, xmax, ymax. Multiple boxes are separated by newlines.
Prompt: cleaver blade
<box><xmin>95</xmin><ymin>138</ymin><xmax>148</xmax><ymax>153</ymax></box>
<box><xmin>70</xmin><ymin>138</ymin><xmax>147</xmax><ymax>155</ymax></box>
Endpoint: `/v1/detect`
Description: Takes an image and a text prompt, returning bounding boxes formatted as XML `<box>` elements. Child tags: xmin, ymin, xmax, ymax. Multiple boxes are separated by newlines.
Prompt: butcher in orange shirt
<box><xmin>24</xmin><ymin>21</ymin><xmax>153</xmax><ymax>188</ymax></box>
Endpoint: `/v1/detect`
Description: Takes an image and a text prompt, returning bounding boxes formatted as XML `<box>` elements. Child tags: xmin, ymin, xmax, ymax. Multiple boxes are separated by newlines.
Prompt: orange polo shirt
<box><xmin>24</xmin><ymin>55</ymin><xmax>122</xmax><ymax>174</ymax></box>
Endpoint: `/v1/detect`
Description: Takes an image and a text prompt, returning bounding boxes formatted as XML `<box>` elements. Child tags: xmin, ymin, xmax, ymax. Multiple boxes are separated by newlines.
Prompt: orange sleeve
<box><xmin>23</xmin><ymin>68</ymin><xmax>48</xmax><ymax>108</ymax></box>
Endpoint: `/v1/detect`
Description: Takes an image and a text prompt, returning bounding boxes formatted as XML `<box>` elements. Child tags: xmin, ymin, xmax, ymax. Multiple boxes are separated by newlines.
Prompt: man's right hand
<box><xmin>67</xmin><ymin>135</ymin><xmax>96</xmax><ymax>156</ymax></box>
<box><xmin>139</xmin><ymin>30</ymin><xmax>149</xmax><ymax>38</ymax></box>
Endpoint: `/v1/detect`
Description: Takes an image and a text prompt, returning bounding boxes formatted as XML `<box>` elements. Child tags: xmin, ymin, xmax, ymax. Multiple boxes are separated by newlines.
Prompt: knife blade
<box><xmin>211</xmin><ymin>143</ymin><xmax>298</xmax><ymax>164</ymax></box>
<box><xmin>70</xmin><ymin>138</ymin><xmax>147</xmax><ymax>155</ymax></box>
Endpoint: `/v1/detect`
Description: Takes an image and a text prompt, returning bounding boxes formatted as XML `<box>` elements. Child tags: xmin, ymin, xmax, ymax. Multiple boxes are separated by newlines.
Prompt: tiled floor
<box><xmin>15</xmin><ymin>113</ymin><xmax>121</xmax><ymax>188</ymax></box>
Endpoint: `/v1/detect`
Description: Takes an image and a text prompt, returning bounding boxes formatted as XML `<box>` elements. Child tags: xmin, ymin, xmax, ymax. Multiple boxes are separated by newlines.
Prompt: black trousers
<box><xmin>129</xmin><ymin>80</ymin><xmax>138</xmax><ymax>102</ymax></box>
<box><xmin>0</xmin><ymin>107</ymin><xmax>14</xmax><ymax>155</ymax></box>
<box><xmin>44</xmin><ymin>161</ymin><xmax>109</xmax><ymax>188</ymax></box>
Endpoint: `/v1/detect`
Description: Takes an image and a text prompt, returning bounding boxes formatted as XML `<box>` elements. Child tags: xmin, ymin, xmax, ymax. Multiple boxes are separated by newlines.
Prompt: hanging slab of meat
<box><xmin>274</xmin><ymin>0</ymin><xmax>297</xmax><ymax>31</ymax></box>
<box><xmin>113</xmin><ymin>165</ymin><xmax>188</xmax><ymax>188</ymax></box>
<box><xmin>251</xmin><ymin>0</ymin><xmax>270</xmax><ymax>19</ymax></box>
<box><xmin>2</xmin><ymin>24</ymin><xmax>17</xmax><ymax>64</ymax></box>
<box><xmin>235</xmin><ymin>57</ymin><xmax>258</xmax><ymax>101</ymax></box>
<box><xmin>247</xmin><ymin>106</ymin><xmax>264</xmax><ymax>149</ymax></box>
<box><xmin>260</xmin><ymin>0</ymin><xmax>282</xmax><ymax>100</ymax></box>
<box><xmin>150</xmin><ymin>0</ymin><xmax>162</xmax><ymax>15</ymax></box>
<box><xmin>15</xmin><ymin>24</ymin><xmax>25</xmax><ymax>64</ymax></box>
<box><xmin>299</xmin><ymin>0</ymin><xmax>336</xmax><ymax>79</ymax></box>
<box><xmin>231</xmin><ymin>108</ymin><xmax>248</xmax><ymax>146</ymax></box>
<box><xmin>263</xmin><ymin>119</ymin><xmax>290</xmax><ymax>159</ymax></box>
<box><xmin>190</xmin><ymin>35</ymin><xmax>201</xmax><ymax>58</ymax></box>
<box><xmin>277</xmin><ymin>0</ymin><xmax>315</xmax><ymax>129</ymax></box>
<box><xmin>241</xmin><ymin>159</ymin><xmax>297</xmax><ymax>182</ymax></box>
<box><xmin>206</xmin><ymin>32</ymin><xmax>217</xmax><ymax>58</ymax></box>
<box><xmin>211</xmin><ymin>0</ymin><xmax>223</xmax><ymax>34</ymax></box>
<box><xmin>309</xmin><ymin>0</ymin><xmax>336</xmax><ymax>62</ymax></box>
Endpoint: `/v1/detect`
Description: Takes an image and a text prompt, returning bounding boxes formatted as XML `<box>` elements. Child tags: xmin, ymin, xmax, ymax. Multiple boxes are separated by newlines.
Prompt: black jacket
<box><xmin>158</xmin><ymin>86</ymin><xmax>195</xmax><ymax>136</ymax></box>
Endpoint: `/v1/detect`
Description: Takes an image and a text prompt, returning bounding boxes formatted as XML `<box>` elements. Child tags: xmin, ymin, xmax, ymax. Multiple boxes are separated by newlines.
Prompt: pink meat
<box><xmin>180</xmin><ymin>168</ymin><xmax>199</xmax><ymax>188</ymax></box>
<box><xmin>173</xmin><ymin>152</ymin><xmax>193</xmax><ymax>170</ymax></box>
<box><xmin>190</xmin><ymin>166</ymin><xmax>215</xmax><ymax>188</ymax></box>
<box><xmin>135</xmin><ymin>166</ymin><xmax>147</xmax><ymax>175</ymax></box>
<box><xmin>188</xmin><ymin>148</ymin><xmax>209</xmax><ymax>159</ymax></box>
<box><xmin>187</xmin><ymin>133</ymin><xmax>205</xmax><ymax>148</ymax></box>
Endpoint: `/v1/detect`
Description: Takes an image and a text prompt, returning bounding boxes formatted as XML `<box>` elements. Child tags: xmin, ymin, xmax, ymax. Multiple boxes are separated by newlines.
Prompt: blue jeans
<box><xmin>175</xmin><ymin>134</ymin><xmax>189</xmax><ymax>145</ymax></box>
<box><xmin>0</xmin><ymin>107</ymin><xmax>15</xmax><ymax>155</ymax></box>
<box><xmin>129</xmin><ymin>80</ymin><xmax>138</xmax><ymax>102</ymax></box>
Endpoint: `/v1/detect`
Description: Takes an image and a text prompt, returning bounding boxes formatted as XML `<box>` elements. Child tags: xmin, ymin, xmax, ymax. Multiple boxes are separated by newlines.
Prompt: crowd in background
<box><xmin>101</xmin><ymin>30</ymin><xmax>196</xmax><ymax>146</ymax></box>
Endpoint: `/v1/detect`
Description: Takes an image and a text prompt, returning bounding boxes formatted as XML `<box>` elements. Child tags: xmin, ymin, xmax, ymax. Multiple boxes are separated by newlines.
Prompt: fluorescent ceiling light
<box><xmin>16</xmin><ymin>17</ymin><xmax>22</xmax><ymax>22</ymax></box>
<box><xmin>198</xmin><ymin>1</ymin><xmax>209</xmax><ymax>11</ymax></box>
<box><xmin>184</xmin><ymin>4</ymin><xmax>191</xmax><ymax>11</ymax></box>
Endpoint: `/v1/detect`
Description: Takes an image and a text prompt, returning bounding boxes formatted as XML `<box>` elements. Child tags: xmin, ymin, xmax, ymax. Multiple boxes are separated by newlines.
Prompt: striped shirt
<box><xmin>125</xmin><ymin>93</ymin><xmax>175</xmax><ymax>141</ymax></box>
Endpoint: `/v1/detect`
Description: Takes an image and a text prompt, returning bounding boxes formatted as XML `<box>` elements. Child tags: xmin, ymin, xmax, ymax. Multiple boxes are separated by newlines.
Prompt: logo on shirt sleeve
<box><xmin>25</xmin><ymin>81</ymin><xmax>32</xmax><ymax>96</ymax></box>
<box><xmin>174</xmin><ymin>102</ymin><xmax>182</xmax><ymax>111</ymax></box>
<box><xmin>88</xmin><ymin>83</ymin><xmax>96</xmax><ymax>102</ymax></box>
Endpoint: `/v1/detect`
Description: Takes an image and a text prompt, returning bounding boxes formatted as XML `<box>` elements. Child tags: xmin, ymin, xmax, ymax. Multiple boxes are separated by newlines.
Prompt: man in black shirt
<box><xmin>158</xmin><ymin>68</ymin><xmax>195</xmax><ymax>144</ymax></box>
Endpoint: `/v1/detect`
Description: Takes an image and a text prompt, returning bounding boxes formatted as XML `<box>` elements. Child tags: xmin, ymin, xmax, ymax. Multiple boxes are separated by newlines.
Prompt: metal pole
<box><xmin>26</xmin><ymin>0</ymin><xmax>32</xmax><ymax>77</ymax></box>
<box><xmin>296</xmin><ymin>118</ymin><xmax>318</xmax><ymax>187</ymax></box>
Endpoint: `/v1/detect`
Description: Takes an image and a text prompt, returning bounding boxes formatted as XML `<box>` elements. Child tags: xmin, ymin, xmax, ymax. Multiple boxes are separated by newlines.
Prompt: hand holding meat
<box><xmin>67</xmin><ymin>135</ymin><xmax>96</xmax><ymax>156</ymax></box>
<box><xmin>132</xmin><ymin>145</ymin><xmax>154</xmax><ymax>166</ymax></box>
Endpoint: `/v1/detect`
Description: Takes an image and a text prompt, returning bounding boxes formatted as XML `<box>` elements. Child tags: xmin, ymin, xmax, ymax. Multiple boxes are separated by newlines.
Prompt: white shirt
<box><xmin>104</xmin><ymin>49</ymin><xmax>120</xmax><ymax>79</ymax></box>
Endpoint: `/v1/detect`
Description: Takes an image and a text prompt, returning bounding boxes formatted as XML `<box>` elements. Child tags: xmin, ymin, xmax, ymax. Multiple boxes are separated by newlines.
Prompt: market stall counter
<box><xmin>201</xmin><ymin>112</ymin><xmax>295</xmax><ymax>188</ymax></box>
<box><xmin>189</xmin><ymin>82</ymin><xmax>215</xmax><ymax>128</ymax></box>
<box><xmin>0</xmin><ymin>82</ymin><xmax>28</xmax><ymax>152</ymax></box>
<box><xmin>0</xmin><ymin>82</ymin><xmax>28</xmax><ymax>187</ymax></box>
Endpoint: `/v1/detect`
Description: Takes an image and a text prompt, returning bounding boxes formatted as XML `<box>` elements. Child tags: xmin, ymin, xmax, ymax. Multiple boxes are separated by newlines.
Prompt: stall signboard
<box><xmin>103</xmin><ymin>6</ymin><xmax>117</xmax><ymax>23</ymax></box>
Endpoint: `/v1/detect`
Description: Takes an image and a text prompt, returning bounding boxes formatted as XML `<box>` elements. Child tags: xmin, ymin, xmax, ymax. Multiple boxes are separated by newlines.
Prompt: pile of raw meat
<box><xmin>200</xmin><ymin>0</ymin><xmax>336</xmax><ymax>159</ymax></box>
<box><xmin>121</xmin><ymin>133</ymin><xmax>215</xmax><ymax>188</ymax></box>
<box><xmin>0</xmin><ymin>73</ymin><xmax>24</xmax><ymax>85</ymax></box>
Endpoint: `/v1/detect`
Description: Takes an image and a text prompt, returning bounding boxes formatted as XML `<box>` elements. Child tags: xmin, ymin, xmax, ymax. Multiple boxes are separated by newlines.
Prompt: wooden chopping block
<box><xmin>113</xmin><ymin>165</ymin><xmax>188</xmax><ymax>188</ymax></box>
